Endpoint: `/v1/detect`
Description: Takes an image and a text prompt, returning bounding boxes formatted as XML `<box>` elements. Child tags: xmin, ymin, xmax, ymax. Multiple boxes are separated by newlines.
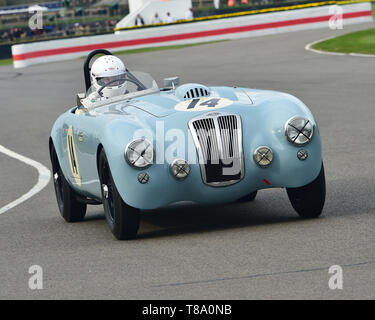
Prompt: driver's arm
<box><xmin>78</xmin><ymin>91</ymin><xmax>105</xmax><ymax>112</ymax></box>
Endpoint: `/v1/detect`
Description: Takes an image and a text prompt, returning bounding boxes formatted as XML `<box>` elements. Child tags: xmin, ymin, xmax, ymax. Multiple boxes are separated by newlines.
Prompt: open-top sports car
<box><xmin>49</xmin><ymin>50</ymin><xmax>325</xmax><ymax>240</ymax></box>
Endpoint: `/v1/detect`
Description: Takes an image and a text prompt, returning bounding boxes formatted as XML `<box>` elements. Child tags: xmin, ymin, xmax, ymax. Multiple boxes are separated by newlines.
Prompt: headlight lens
<box><xmin>254</xmin><ymin>146</ymin><xmax>273</xmax><ymax>168</ymax></box>
<box><xmin>170</xmin><ymin>159</ymin><xmax>190</xmax><ymax>180</ymax></box>
<box><xmin>285</xmin><ymin>117</ymin><xmax>314</xmax><ymax>146</ymax></box>
<box><xmin>125</xmin><ymin>139</ymin><xmax>154</xmax><ymax>168</ymax></box>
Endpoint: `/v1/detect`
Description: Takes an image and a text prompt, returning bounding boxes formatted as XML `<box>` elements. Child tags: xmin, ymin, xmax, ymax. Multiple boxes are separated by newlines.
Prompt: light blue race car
<box><xmin>49</xmin><ymin>50</ymin><xmax>325</xmax><ymax>240</ymax></box>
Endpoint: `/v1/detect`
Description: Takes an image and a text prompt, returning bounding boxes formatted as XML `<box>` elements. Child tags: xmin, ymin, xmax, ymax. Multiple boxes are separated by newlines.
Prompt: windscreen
<box><xmin>84</xmin><ymin>71</ymin><xmax>159</xmax><ymax>109</ymax></box>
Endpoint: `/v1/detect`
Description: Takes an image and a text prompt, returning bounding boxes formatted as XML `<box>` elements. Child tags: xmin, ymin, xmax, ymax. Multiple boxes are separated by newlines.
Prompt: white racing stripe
<box><xmin>0</xmin><ymin>145</ymin><xmax>51</xmax><ymax>215</ymax></box>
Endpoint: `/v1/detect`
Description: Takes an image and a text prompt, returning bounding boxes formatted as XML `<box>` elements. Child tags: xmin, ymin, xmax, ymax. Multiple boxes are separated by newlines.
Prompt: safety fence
<box><xmin>11</xmin><ymin>1</ymin><xmax>373</xmax><ymax>68</ymax></box>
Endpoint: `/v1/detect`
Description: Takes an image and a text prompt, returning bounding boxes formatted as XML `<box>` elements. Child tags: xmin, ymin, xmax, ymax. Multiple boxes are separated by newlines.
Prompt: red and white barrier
<box><xmin>12</xmin><ymin>2</ymin><xmax>373</xmax><ymax>68</ymax></box>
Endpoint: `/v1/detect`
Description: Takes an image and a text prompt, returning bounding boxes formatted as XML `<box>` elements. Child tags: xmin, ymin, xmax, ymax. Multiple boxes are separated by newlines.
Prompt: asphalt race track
<box><xmin>0</xmin><ymin>22</ymin><xmax>374</xmax><ymax>299</ymax></box>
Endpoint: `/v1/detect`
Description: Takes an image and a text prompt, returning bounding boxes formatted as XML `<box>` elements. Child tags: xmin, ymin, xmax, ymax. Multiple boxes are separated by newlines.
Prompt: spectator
<box><xmin>20</xmin><ymin>28</ymin><xmax>27</xmax><ymax>39</ymax></box>
<box><xmin>228</xmin><ymin>0</ymin><xmax>249</xmax><ymax>4</ymax></box>
<box><xmin>74</xmin><ymin>22</ymin><xmax>80</xmax><ymax>35</ymax></box>
<box><xmin>185</xmin><ymin>8</ymin><xmax>194</xmax><ymax>20</ymax></box>
<box><xmin>214</xmin><ymin>0</ymin><xmax>220</xmax><ymax>9</ymax></box>
<box><xmin>10</xmin><ymin>28</ymin><xmax>20</xmax><ymax>41</ymax></box>
<box><xmin>1</xmin><ymin>31</ymin><xmax>9</xmax><ymax>42</ymax></box>
<box><xmin>31</xmin><ymin>27</ymin><xmax>42</xmax><ymax>37</ymax></box>
<box><xmin>26</xmin><ymin>29</ymin><xmax>33</xmax><ymax>38</ymax></box>
<box><xmin>78</xmin><ymin>24</ymin><xmax>85</xmax><ymax>35</ymax></box>
<box><xmin>152</xmin><ymin>13</ymin><xmax>162</xmax><ymax>24</ymax></box>
<box><xmin>135</xmin><ymin>14</ymin><xmax>145</xmax><ymax>26</ymax></box>
<box><xmin>164</xmin><ymin>12</ymin><xmax>175</xmax><ymax>23</ymax></box>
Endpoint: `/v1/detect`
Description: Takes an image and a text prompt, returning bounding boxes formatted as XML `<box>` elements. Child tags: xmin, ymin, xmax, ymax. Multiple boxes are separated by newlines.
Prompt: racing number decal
<box><xmin>175</xmin><ymin>97</ymin><xmax>233</xmax><ymax>112</ymax></box>
<box><xmin>67</xmin><ymin>126</ymin><xmax>81</xmax><ymax>186</ymax></box>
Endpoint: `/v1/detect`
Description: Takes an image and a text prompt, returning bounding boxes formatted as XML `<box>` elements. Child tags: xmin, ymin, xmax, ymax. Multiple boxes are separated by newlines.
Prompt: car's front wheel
<box><xmin>286</xmin><ymin>163</ymin><xmax>326</xmax><ymax>218</ymax></box>
<box><xmin>98</xmin><ymin>150</ymin><xmax>140</xmax><ymax>240</ymax></box>
<box><xmin>50</xmin><ymin>143</ymin><xmax>87</xmax><ymax>222</ymax></box>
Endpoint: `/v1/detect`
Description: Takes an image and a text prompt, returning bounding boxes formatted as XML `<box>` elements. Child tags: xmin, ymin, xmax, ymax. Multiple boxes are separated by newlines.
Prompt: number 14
<box><xmin>187</xmin><ymin>98</ymin><xmax>221</xmax><ymax>109</ymax></box>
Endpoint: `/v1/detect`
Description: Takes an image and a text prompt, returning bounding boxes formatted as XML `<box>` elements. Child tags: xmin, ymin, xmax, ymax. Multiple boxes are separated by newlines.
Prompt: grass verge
<box><xmin>313</xmin><ymin>28</ymin><xmax>375</xmax><ymax>55</ymax></box>
<box><xmin>0</xmin><ymin>58</ymin><xmax>12</xmax><ymax>66</ymax></box>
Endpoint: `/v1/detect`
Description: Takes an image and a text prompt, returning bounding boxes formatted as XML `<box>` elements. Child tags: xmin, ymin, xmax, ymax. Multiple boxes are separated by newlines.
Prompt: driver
<box><xmin>81</xmin><ymin>55</ymin><xmax>127</xmax><ymax>109</ymax></box>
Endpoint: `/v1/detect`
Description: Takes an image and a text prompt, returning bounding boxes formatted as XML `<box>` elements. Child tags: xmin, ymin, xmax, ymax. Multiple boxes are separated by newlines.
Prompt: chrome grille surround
<box><xmin>188</xmin><ymin>112</ymin><xmax>244</xmax><ymax>187</ymax></box>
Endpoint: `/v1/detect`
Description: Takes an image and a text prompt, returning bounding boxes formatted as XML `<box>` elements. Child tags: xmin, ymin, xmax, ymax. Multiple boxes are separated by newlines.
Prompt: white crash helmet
<box><xmin>90</xmin><ymin>55</ymin><xmax>127</xmax><ymax>98</ymax></box>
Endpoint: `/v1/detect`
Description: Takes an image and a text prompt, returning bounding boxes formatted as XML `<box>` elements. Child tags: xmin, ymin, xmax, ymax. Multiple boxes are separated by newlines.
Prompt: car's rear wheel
<box><xmin>98</xmin><ymin>150</ymin><xmax>140</xmax><ymax>240</ymax></box>
<box><xmin>286</xmin><ymin>163</ymin><xmax>326</xmax><ymax>218</ymax></box>
<box><xmin>50</xmin><ymin>143</ymin><xmax>87</xmax><ymax>222</ymax></box>
<box><xmin>236</xmin><ymin>191</ymin><xmax>257</xmax><ymax>203</ymax></box>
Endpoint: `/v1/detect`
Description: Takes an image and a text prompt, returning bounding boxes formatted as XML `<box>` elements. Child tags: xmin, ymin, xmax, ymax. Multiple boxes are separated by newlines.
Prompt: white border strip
<box><xmin>0</xmin><ymin>145</ymin><xmax>51</xmax><ymax>215</ymax></box>
<box><xmin>305</xmin><ymin>36</ymin><xmax>375</xmax><ymax>57</ymax></box>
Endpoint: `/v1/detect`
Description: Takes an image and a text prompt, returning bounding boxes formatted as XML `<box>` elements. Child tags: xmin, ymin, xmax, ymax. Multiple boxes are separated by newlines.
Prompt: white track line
<box><xmin>305</xmin><ymin>36</ymin><xmax>375</xmax><ymax>57</ymax></box>
<box><xmin>0</xmin><ymin>145</ymin><xmax>51</xmax><ymax>215</ymax></box>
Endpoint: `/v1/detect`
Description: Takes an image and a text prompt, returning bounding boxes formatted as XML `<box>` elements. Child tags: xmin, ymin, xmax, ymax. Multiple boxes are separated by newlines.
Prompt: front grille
<box><xmin>192</xmin><ymin>118</ymin><xmax>220</xmax><ymax>164</ymax></box>
<box><xmin>189</xmin><ymin>113</ymin><xmax>244</xmax><ymax>186</ymax></box>
<box><xmin>218</xmin><ymin>115</ymin><xmax>240</xmax><ymax>160</ymax></box>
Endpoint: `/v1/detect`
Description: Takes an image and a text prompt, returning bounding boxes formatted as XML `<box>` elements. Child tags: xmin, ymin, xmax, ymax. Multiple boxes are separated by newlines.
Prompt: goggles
<box><xmin>96</xmin><ymin>74</ymin><xmax>126</xmax><ymax>87</ymax></box>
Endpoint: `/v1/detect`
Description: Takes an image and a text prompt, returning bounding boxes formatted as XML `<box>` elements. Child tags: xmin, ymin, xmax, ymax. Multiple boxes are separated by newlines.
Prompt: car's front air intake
<box><xmin>183</xmin><ymin>87</ymin><xmax>210</xmax><ymax>99</ymax></box>
<box><xmin>189</xmin><ymin>113</ymin><xmax>244</xmax><ymax>187</ymax></box>
<box><xmin>175</xmin><ymin>83</ymin><xmax>211</xmax><ymax>100</ymax></box>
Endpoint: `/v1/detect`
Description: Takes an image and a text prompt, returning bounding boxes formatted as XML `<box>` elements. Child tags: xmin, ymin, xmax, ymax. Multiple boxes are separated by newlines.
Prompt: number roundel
<box><xmin>175</xmin><ymin>97</ymin><xmax>233</xmax><ymax>112</ymax></box>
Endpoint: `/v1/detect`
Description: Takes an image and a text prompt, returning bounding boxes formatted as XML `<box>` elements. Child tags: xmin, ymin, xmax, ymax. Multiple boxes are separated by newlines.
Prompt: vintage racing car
<box><xmin>49</xmin><ymin>50</ymin><xmax>326</xmax><ymax>240</ymax></box>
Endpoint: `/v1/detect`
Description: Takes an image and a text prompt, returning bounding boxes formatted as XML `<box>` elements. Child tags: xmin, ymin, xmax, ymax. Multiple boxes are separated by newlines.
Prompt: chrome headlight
<box><xmin>285</xmin><ymin>116</ymin><xmax>314</xmax><ymax>146</ymax></box>
<box><xmin>170</xmin><ymin>159</ymin><xmax>190</xmax><ymax>180</ymax></box>
<box><xmin>125</xmin><ymin>139</ymin><xmax>154</xmax><ymax>168</ymax></box>
<box><xmin>254</xmin><ymin>146</ymin><xmax>273</xmax><ymax>168</ymax></box>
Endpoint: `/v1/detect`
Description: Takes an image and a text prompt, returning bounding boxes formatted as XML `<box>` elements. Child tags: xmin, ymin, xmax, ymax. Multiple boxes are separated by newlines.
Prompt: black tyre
<box><xmin>236</xmin><ymin>191</ymin><xmax>257</xmax><ymax>203</ymax></box>
<box><xmin>98</xmin><ymin>150</ymin><xmax>140</xmax><ymax>240</ymax></box>
<box><xmin>286</xmin><ymin>163</ymin><xmax>326</xmax><ymax>218</ymax></box>
<box><xmin>50</xmin><ymin>143</ymin><xmax>87</xmax><ymax>222</ymax></box>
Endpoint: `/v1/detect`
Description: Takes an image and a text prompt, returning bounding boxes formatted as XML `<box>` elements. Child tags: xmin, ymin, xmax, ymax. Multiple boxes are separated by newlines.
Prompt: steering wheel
<box><xmin>97</xmin><ymin>76</ymin><xmax>146</xmax><ymax>97</ymax></box>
